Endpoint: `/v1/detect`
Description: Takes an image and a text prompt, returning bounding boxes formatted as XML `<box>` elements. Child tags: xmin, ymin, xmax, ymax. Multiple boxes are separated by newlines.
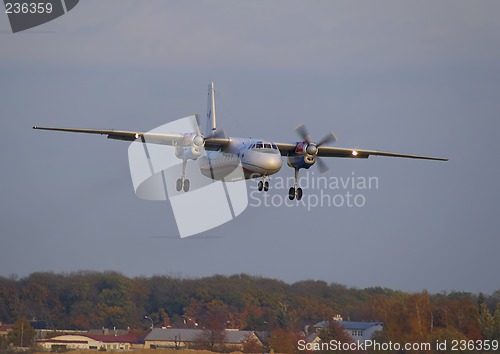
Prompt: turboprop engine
<box><xmin>287</xmin><ymin>140</ymin><xmax>317</xmax><ymax>170</ymax></box>
<box><xmin>175</xmin><ymin>132</ymin><xmax>205</xmax><ymax>160</ymax></box>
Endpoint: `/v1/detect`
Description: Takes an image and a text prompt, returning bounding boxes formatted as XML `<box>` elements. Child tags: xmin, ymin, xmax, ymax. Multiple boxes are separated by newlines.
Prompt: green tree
<box><xmin>0</xmin><ymin>334</ymin><xmax>9</xmax><ymax>352</ymax></box>
<box><xmin>493</xmin><ymin>302</ymin><xmax>500</xmax><ymax>340</ymax></box>
<box><xmin>478</xmin><ymin>302</ymin><xmax>495</xmax><ymax>340</ymax></box>
<box><xmin>8</xmin><ymin>318</ymin><xmax>36</xmax><ymax>348</ymax></box>
<box><xmin>428</xmin><ymin>327</ymin><xmax>468</xmax><ymax>354</ymax></box>
<box><xmin>0</xmin><ymin>276</ymin><xmax>21</xmax><ymax>322</ymax></box>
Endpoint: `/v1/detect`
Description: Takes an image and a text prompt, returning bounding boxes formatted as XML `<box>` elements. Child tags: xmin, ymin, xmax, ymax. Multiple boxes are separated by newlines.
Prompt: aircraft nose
<box><xmin>266</xmin><ymin>154</ymin><xmax>283</xmax><ymax>173</ymax></box>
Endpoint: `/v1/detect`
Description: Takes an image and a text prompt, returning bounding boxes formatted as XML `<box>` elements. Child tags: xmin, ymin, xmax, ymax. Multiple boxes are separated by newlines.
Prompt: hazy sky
<box><xmin>1</xmin><ymin>1</ymin><xmax>499</xmax><ymax>293</ymax></box>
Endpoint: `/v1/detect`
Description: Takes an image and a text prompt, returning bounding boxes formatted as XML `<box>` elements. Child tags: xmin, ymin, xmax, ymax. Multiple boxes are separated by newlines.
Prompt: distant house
<box><xmin>36</xmin><ymin>333</ymin><xmax>142</xmax><ymax>351</ymax></box>
<box><xmin>306</xmin><ymin>332</ymin><xmax>322</xmax><ymax>347</ymax></box>
<box><xmin>144</xmin><ymin>328</ymin><xmax>261</xmax><ymax>351</ymax></box>
<box><xmin>0</xmin><ymin>322</ymin><xmax>14</xmax><ymax>337</ymax></box>
<box><xmin>314</xmin><ymin>318</ymin><xmax>383</xmax><ymax>343</ymax></box>
<box><xmin>87</xmin><ymin>328</ymin><xmax>131</xmax><ymax>336</ymax></box>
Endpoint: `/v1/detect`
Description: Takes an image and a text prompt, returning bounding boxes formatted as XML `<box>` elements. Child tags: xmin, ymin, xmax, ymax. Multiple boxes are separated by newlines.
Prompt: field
<box><xmin>34</xmin><ymin>351</ymin><xmax>246</xmax><ymax>354</ymax></box>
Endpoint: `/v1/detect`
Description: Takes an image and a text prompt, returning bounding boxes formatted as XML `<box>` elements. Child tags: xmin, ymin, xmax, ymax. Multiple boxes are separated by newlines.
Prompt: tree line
<box><xmin>0</xmin><ymin>271</ymin><xmax>499</xmax><ymax>353</ymax></box>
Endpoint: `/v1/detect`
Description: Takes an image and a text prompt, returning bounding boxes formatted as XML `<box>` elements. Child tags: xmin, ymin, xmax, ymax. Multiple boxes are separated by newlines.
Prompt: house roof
<box><xmin>37</xmin><ymin>339</ymin><xmax>88</xmax><ymax>344</ymax></box>
<box><xmin>87</xmin><ymin>328</ymin><xmax>130</xmax><ymax>336</ymax></box>
<box><xmin>85</xmin><ymin>334</ymin><xmax>142</xmax><ymax>344</ymax></box>
<box><xmin>145</xmin><ymin>328</ymin><xmax>255</xmax><ymax>344</ymax></box>
<box><xmin>37</xmin><ymin>334</ymin><xmax>142</xmax><ymax>345</ymax></box>
<box><xmin>306</xmin><ymin>333</ymin><xmax>320</xmax><ymax>343</ymax></box>
<box><xmin>224</xmin><ymin>329</ymin><xmax>254</xmax><ymax>344</ymax></box>
<box><xmin>314</xmin><ymin>321</ymin><xmax>383</xmax><ymax>331</ymax></box>
<box><xmin>0</xmin><ymin>323</ymin><xmax>14</xmax><ymax>333</ymax></box>
<box><xmin>314</xmin><ymin>321</ymin><xmax>329</xmax><ymax>328</ymax></box>
<box><xmin>145</xmin><ymin>328</ymin><xmax>197</xmax><ymax>342</ymax></box>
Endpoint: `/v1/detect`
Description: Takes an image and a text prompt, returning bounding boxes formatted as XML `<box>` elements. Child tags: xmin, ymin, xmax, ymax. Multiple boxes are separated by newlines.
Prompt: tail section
<box><xmin>206</xmin><ymin>82</ymin><xmax>217</xmax><ymax>136</ymax></box>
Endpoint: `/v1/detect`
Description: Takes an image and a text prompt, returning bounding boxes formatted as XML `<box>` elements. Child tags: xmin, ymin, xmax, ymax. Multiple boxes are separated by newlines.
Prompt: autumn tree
<box><xmin>242</xmin><ymin>333</ymin><xmax>265</xmax><ymax>353</ymax></box>
<box><xmin>187</xmin><ymin>300</ymin><xmax>229</xmax><ymax>350</ymax></box>
<box><xmin>318</xmin><ymin>320</ymin><xmax>356</xmax><ymax>353</ymax></box>
<box><xmin>267</xmin><ymin>327</ymin><xmax>304</xmax><ymax>354</ymax></box>
<box><xmin>0</xmin><ymin>269</ymin><xmax>496</xmax><ymax>346</ymax></box>
<box><xmin>0</xmin><ymin>276</ymin><xmax>21</xmax><ymax>323</ymax></box>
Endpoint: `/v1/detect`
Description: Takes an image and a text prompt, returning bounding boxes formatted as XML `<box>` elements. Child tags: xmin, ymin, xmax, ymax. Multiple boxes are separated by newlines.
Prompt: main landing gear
<box><xmin>257</xmin><ymin>176</ymin><xmax>269</xmax><ymax>192</ymax></box>
<box><xmin>288</xmin><ymin>168</ymin><xmax>303</xmax><ymax>201</ymax></box>
<box><xmin>176</xmin><ymin>160</ymin><xmax>190</xmax><ymax>192</ymax></box>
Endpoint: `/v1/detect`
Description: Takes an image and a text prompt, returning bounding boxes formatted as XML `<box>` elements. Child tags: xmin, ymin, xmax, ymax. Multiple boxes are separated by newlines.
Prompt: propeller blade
<box><xmin>194</xmin><ymin>114</ymin><xmax>202</xmax><ymax>135</ymax></box>
<box><xmin>213</xmin><ymin>129</ymin><xmax>228</xmax><ymax>139</ymax></box>
<box><xmin>188</xmin><ymin>114</ymin><xmax>202</xmax><ymax>136</ymax></box>
<box><xmin>295</xmin><ymin>123</ymin><xmax>311</xmax><ymax>144</ymax></box>
<box><xmin>316</xmin><ymin>157</ymin><xmax>329</xmax><ymax>174</ymax></box>
<box><xmin>317</xmin><ymin>132</ymin><xmax>337</xmax><ymax>146</ymax></box>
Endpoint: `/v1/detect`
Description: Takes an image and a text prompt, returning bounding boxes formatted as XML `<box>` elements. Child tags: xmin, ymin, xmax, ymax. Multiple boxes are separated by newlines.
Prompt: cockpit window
<box><xmin>252</xmin><ymin>142</ymin><xmax>279</xmax><ymax>149</ymax></box>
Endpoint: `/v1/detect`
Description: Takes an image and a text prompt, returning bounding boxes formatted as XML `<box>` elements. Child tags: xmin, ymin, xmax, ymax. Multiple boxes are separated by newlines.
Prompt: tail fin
<box><xmin>206</xmin><ymin>82</ymin><xmax>217</xmax><ymax>136</ymax></box>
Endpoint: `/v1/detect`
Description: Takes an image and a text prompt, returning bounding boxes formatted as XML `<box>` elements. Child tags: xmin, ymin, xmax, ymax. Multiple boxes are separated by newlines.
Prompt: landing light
<box><xmin>352</xmin><ymin>150</ymin><xmax>358</xmax><ymax>156</ymax></box>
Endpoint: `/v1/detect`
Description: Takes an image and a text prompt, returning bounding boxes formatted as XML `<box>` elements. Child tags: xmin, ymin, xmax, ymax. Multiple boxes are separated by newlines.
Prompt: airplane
<box><xmin>34</xmin><ymin>82</ymin><xmax>448</xmax><ymax>201</ymax></box>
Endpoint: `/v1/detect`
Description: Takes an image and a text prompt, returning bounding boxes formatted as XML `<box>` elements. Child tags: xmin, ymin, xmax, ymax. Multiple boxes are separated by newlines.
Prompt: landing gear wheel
<box><xmin>296</xmin><ymin>187</ymin><xmax>303</xmax><ymax>201</ymax></box>
<box><xmin>176</xmin><ymin>178</ymin><xmax>182</xmax><ymax>191</ymax></box>
<box><xmin>183</xmin><ymin>179</ymin><xmax>190</xmax><ymax>192</ymax></box>
<box><xmin>289</xmin><ymin>187</ymin><xmax>296</xmax><ymax>200</ymax></box>
<box><xmin>264</xmin><ymin>181</ymin><xmax>269</xmax><ymax>192</ymax></box>
<box><xmin>258</xmin><ymin>180</ymin><xmax>263</xmax><ymax>191</ymax></box>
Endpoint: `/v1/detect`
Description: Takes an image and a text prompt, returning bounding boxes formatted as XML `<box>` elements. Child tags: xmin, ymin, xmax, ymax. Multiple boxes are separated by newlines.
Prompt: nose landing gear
<box><xmin>257</xmin><ymin>176</ymin><xmax>269</xmax><ymax>192</ymax></box>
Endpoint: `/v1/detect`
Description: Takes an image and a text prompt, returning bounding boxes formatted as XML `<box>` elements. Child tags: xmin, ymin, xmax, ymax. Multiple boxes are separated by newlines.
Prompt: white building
<box><xmin>313</xmin><ymin>319</ymin><xmax>383</xmax><ymax>343</ymax></box>
<box><xmin>144</xmin><ymin>328</ymin><xmax>262</xmax><ymax>351</ymax></box>
<box><xmin>36</xmin><ymin>333</ymin><xmax>142</xmax><ymax>351</ymax></box>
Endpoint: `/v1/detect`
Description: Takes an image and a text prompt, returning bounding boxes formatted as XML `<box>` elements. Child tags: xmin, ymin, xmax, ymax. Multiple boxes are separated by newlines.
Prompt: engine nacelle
<box><xmin>287</xmin><ymin>141</ymin><xmax>317</xmax><ymax>169</ymax></box>
<box><xmin>175</xmin><ymin>132</ymin><xmax>204</xmax><ymax>160</ymax></box>
<box><xmin>287</xmin><ymin>155</ymin><xmax>315</xmax><ymax>169</ymax></box>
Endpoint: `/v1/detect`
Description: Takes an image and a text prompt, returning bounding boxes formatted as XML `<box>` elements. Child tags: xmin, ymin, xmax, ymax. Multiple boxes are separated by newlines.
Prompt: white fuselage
<box><xmin>199</xmin><ymin>138</ymin><xmax>282</xmax><ymax>180</ymax></box>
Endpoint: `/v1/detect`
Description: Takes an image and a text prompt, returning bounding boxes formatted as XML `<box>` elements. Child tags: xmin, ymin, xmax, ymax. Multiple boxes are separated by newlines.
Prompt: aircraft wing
<box><xmin>275</xmin><ymin>142</ymin><xmax>448</xmax><ymax>161</ymax></box>
<box><xmin>275</xmin><ymin>142</ymin><xmax>298</xmax><ymax>156</ymax></box>
<box><xmin>32</xmin><ymin>126</ymin><xmax>231</xmax><ymax>150</ymax></box>
<box><xmin>317</xmin><ymin>146</ymin><xmax>448</xmax><ymax>161</ymax></box>
<box><xmin>33</xmin><ymin>126</ymin><xmax>185</xmax><ymax>144</ymax></box>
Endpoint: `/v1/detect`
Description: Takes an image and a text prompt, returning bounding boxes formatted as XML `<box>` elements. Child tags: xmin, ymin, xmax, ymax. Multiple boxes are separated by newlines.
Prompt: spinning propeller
<box><xmin>295</xmin><ymin>123</ymin><xmax>337</xmax><ymax>174</ymax></box>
